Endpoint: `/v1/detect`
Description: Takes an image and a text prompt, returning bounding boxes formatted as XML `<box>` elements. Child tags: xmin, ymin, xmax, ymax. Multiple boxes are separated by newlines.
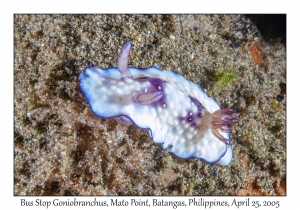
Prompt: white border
<box><xmin>3</xmin><ymin>0</ymin><xmax>295</xmax><ymax>209</ymax></box>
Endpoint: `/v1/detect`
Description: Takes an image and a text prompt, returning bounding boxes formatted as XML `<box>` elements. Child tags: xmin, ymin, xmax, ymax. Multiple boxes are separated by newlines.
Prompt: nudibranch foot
<box><xmin>115</xmin><ymin>116</ymin><xmax>132</xmax><ymax>123</ymax></box>
<box><xmin>208</xmin><ymin>108</ymin><xmax>239</xmax><ymax>144</ymax></box>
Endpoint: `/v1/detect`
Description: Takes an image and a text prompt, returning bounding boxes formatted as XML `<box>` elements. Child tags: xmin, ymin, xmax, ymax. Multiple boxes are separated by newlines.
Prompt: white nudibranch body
<box><xmin>79</xmin><ymin>41</ymin><xmax>238</xmax><ymax>166</ymax></box>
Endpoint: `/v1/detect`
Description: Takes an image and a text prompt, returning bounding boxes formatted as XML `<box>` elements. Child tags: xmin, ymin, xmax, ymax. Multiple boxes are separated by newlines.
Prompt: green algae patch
<box><xmin>213</xmin><ymin>68</ymin><xmax>237</xmax><ymax>91</ymax></box>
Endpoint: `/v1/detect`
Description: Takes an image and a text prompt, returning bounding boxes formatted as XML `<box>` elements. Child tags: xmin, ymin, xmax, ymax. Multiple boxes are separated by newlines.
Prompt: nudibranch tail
<box><xmin>117</xmin><ymin>41</ymin><xmax>133</xmax><ymax>80</ymax></box>
<box><xmin>208</xmin><ymin>108</ymin><xmax>239</xmax><ymax>144</ymax></box>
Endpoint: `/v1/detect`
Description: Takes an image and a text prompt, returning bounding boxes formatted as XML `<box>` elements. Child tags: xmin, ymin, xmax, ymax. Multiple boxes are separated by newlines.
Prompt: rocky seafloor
<box><xmin>14</xmin><ymin>14</ymin><xmax>286</xmax><ymax>195</ymax></box>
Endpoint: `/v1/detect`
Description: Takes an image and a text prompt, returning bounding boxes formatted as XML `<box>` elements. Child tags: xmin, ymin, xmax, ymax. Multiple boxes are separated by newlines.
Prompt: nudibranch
<box><xmin>79</xmin><ymin>41</ymin><xmax>238</xmax><ymax>166</ymax></box>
